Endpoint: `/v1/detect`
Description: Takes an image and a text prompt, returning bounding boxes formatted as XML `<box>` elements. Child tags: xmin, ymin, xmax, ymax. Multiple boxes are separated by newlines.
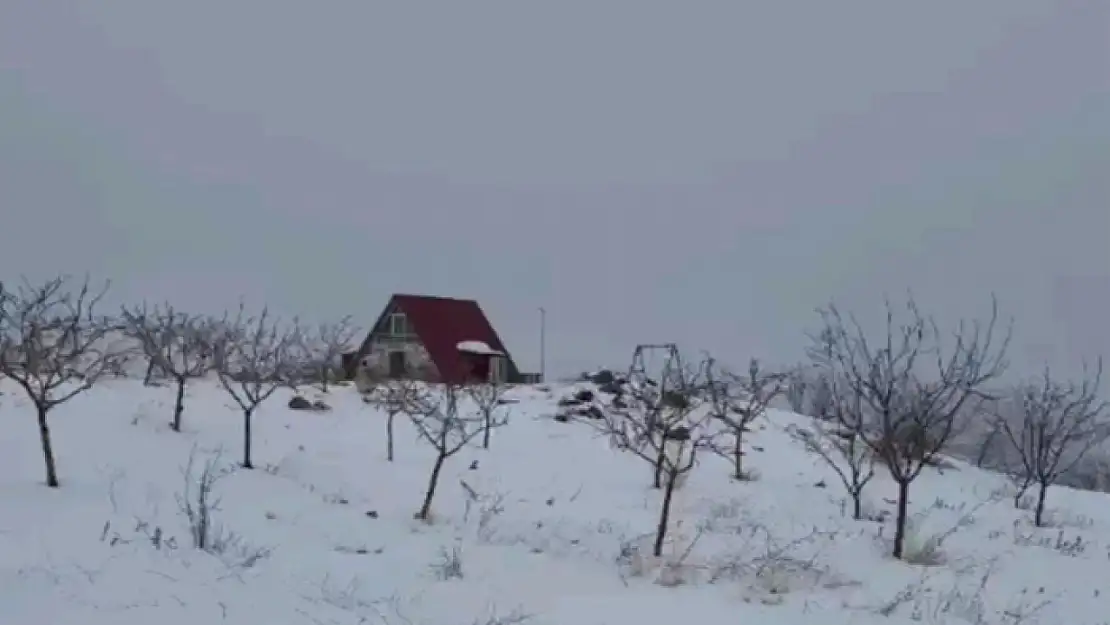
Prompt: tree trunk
<box><xmin>482</xmin><ymin>413</ymin><xmax>491</xmax><ymax>449</ymax></box>
<box><xmin>653</xmin><ymin>441</ymin><xmax>666</xmax><ymax>488</ymax></box>
<box><xmin>653</xmin><ymin>467</ymin><xmax>679</xmax><ymax>557</ymax></box>
<box><xmin>144</xmin><ymin>359</ymin><xmax>156</xmax><ymax>386</ymax></box>
<box><xmin>851</xmin><ymin>488</ymin><xmax>863</xmax><ymax>520</ymax></box>
<box><xmin>975</xmin><ymin>428</ymin><xmax>999</xmax><ymax>468</ymax></box>
<box><xmin>386</xmin><ymin>413</ymin><xmax>396</xmax><ymax>462</ymax></box>
<box><xmin>37</xmin><ymin>405</ymin><xmax>60</xmax><ymax>488</ymax></box>
<box><xmin>733</xmin><ymin>431</ymin><xmax>744</xmax><ymax>479</ymax></box>
<box><xmin>892</xmin><ymin>479</ymin><xmax>910</xmax><ymax>559</ymax></box>
<box><xmin>417</xmin><ymin>453</ymin><xmax>447</xmax><ymax>520</ymax></box>
<box><xmin>1013</xmin><ymin>477</ymin><xmax>1032</xmax><ymax>507</ymax></box>
<box><xmin>320</xmin><ymin>365</ymin><xmax>329</xmax><ymax>393</ymax></box>
<box><xmin>242</xmin><ymin>407</ymin><xmax>254</xmax><ymax>469</ymax></box>
<box><xmin>172</xmin><ymin>377</ymin><xmax>186</xmax><ymax>432</ymax></box>
<box><xmin>1034</xmin><ymin>481</ymin><xmax>1049</xmax><ymax>527</ymax></box>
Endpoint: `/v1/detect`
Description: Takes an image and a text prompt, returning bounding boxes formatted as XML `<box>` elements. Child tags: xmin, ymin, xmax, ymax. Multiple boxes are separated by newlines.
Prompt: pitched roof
<box><xmin>378</xmin><ymin>293</ymin><xmax>515</xmax><ymax>383</ymax></box>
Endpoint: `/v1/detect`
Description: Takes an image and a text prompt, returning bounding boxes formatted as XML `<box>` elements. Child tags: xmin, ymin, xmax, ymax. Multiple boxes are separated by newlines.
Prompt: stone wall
<box><xmin>359</xmin><ymin>338</ymin><xmax>439</xmax><ymax>382</ymax></box>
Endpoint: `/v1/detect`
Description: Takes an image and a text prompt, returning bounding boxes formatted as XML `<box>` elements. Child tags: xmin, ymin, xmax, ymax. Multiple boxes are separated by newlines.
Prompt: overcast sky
<box><xmin>1</xmin><ymin>1</ymin><xmax>1107</xmax><ymax>379</ymax></box>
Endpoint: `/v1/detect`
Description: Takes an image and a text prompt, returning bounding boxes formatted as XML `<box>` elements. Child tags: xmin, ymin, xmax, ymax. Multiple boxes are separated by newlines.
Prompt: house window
<box><xmin>388</xmin><ymin>313</ymin><xmax>410</xmax><ymax>336</ymax></box>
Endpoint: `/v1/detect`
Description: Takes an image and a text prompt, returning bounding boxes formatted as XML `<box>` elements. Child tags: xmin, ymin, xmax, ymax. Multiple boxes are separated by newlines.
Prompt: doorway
<box><xmin>388</xmin><ymin>350</ymin><xmax>407</xmax><ymax>378</ymax></box>
<box><xmin>489</xmin><ymin>356</ymin><xmax>506</xmax><ymax>383</ymax></box>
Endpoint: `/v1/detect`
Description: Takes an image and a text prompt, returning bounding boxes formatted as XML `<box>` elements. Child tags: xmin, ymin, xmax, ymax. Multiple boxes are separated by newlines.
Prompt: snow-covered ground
<box><xmin>1</xmin><ymin>378</ymin><xmax>1107</xmax><ymax>624</ymax></box>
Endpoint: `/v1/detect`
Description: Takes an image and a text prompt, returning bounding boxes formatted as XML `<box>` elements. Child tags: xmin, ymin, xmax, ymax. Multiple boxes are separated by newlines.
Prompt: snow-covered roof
<box><xmin>456</xmin><ymin>340</ymin><xmax>503</xmax><ymax>356</ymax></box>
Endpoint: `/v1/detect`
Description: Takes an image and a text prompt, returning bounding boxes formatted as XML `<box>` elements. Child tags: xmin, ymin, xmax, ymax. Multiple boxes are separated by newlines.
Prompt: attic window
<box><xmin>388</xmin><ymin>313</ymin><xmax>410</xmax><ymax>336</ymax></box>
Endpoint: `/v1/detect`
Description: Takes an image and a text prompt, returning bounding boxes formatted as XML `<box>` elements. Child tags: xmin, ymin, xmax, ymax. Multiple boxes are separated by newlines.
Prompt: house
<box><xmin>347</xmin><ymin>293</ymin><xmax>522</xmax><ymax>384</ymax></box>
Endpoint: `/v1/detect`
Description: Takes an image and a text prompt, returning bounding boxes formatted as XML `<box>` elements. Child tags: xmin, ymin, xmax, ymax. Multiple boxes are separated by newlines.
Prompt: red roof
<box><xmin>371</xmin><ymin>293</ymin><xmax>516</xmax><ymax>383</ymax></box>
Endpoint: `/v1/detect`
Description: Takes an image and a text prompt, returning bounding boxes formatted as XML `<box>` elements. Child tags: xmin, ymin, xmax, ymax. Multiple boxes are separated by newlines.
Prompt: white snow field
<box><xmin>1</xmin><ymin>378</ymin><xmax>1108</xmax><ymax>625</ymax></box>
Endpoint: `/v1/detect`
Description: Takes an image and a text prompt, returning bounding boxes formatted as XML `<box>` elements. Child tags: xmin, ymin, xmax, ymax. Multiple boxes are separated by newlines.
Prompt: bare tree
<box><xmin>121</xmin><ymin>303</ymin><xmax>214</xmax><ymax>432</ymax></box>
<box><xmin>212</xmin><ymin>306</ymin><xmax>296</xmax><ymax>469</ymax></box>
<box><xmin>785</xmin><ymin>364</ymin><xmax>810</xmax><ymax>414</ymax></box>
<box><xmin>957</xmin><ymin>398</ymin><xmax>1009</xmax><ymax>469</ymax></box>
<box><xmin>467</xmin><ymin>379</ymin><xmax>510</xmax><ymax>449</ymax></box>
<box><xmin>409</xmin><ymin>383</ymin><xmax>508</xmax><ymax>521</ymax></box>
<box><xmin>784</xmin><ymin>365</ymin><xmax>836</xmax><ymax>420</ymax></box>
<box><xmin>807</xmin><ymin>370</ymin><xmax>835</xmax><ymax>420</ymax></box>
<box><xmin>118</xmin><ymin>319</ymin><xmax>166</xmax><ymax>387</ymax></box>
<box><xmin>0</xmin><ymin>276</ymin><xmax>123</xmax><ymax>487</ymax></box>
<box><xmin>295</xmin><ymin>317</ymin><xmax>359</xmax><ymax>392</ymax></box>
<box><xmin>1068</xmin><ymin>450</ymin><xmax>1110</xmax><ymax>493</ymax></box>
<box><xmin>808</xmin><ymin>296</ymin><xmax>1010</xmax><ymax>560</ymax></box>
<box><xmin>704</xmin><ymin>358</ymin><xmax>785</xmax><ymax>480</ymax></box>
<box><xmin>790</xmin><ymin>373</ymin><xmax>876</xmax><ymax>520</ymax></box>
<box><xmin>996</xmin><ymin>360</ymin><xmax>1109</xmax><ymax>526</ymax></box>
<box><xmin>363</xmin><ymin>378</ymin><xmax>424</xmax><ymax>462</ymax></box>
<box><xmin>595</xmin><ymin>356</ymin><xmax>710</xmax><ymax>557</ymax></box>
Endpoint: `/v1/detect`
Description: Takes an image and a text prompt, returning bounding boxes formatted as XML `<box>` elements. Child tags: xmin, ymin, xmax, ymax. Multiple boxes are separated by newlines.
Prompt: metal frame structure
<box><xmin>628</xmin><ymin>342</ymin><xmax>683</xmax><ymax>389</ymax></box>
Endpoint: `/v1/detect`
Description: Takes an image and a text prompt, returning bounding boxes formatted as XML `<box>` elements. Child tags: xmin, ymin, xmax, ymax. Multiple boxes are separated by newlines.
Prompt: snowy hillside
<box><xmin>1</xmin><ymin>378</ymin><xmax>1108</xmax><ymax>625</ymax></box>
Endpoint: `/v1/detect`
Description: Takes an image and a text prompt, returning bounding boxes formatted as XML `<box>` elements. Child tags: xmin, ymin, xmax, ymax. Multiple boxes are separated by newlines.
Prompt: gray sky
<box><xmin>1</xmin><ymin>1</ymin><xmax>1107</xmax><ymax>379</ymax></box>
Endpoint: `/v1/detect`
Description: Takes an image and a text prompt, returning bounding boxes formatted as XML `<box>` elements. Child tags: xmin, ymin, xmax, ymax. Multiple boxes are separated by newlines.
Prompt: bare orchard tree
<box><xmin>704</xmin><ymin>358</ymin><xmax>785</xmax><ymax>480</ymax></box>
<box><xmin>1067</xmin><ymin>450</ymin><xmax>1110</xmax><ymax>493</ymax></box>
<box><xmin>784</xmin><ymin>364</ymin><xmax>810</xmax><ymax>414</ymax></box>
<box><xmin>808</xmin><ymin>296</ymin><xmax>1010</xmax><ymax>560</ymax></box>
<box><xmin>954</xmin><ymin>398</ymin><xmax>1009</xmax><ymax>469</ymax></box>
<box><xmin>121</xmin><ymin>320</ymin><xmax>167</xmax><ymax>386</ymax></box>
<box><xmin>784</xmin><ymin>364</ymin><xmax>836</xmax><ymax>420</ymax></box>
<box><xmin>409</xmin><ymin>382</ymin><xmax>508</xmax><ymax>520</ymax></box>
<box><xmin>594</xmin><ymin>354</ymin><xmax>710</xmax><ymax>557</ymax></box>
<box><xmin>212</xmin><ymin>306</ymin><xmax>297</xmax><ymax>469</ymax></box>
<box><xmin>113</xmin><ymin>309</ymin><xmax>162</xmax><ymax>387</ymax></box>
<box><xmin>996</xmin><ymin>360</ymin><xmax>1109</xmax><ymax>527</ymax></box>
<box><xmin>363</xmin><ymin>378</ymin><xmax>425</xmax><ymax>462</ymax></box>
<box><xmin>296</xmin><ymin>316</ymin><xmax>359</xmax><ymax>392</ymax></box>
<box><xmin>0</xmin><ymin>276</ymin><xmax>123</xmax><ymax>487</ymax></box>
<box><xmin>467</xmin><ymin>378</ymin><xmax>510</xmax><ymax>449</ymax></box>
<box><xmin>807</xmin><ymin>370</ymin><xmax>835</xmax><ymax>420</ymax></box>
<box><xmin>974</xmin><ymin>421</ymin><xmax>1004</xmax><ymax>469</ymax></box>
<box><xmin>789</xmin><ymin>373</ymin><xmax>876</xmax><ymax>520</ymax></box>
<box><xmin>121</xmin><ymin>303</ymin><xmax>214</xmax><ymax>432</ymax></box>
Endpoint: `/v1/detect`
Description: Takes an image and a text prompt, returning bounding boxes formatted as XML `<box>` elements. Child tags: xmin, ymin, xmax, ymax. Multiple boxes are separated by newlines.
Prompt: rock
<box><xmin>582</xmin><ymin>405</ymin><xmax>605</xmax><ymax>420</ymax></box>
<box><xmin>573</xmin><ymin>388</ymin><xmax>595</xmax><ymax>402</ymax></box>
<box><xmin>598</xmin><ymin>381</ymin><xmax>623</xmax><ymax>395</ymax></box>
<box><xmin>553</xmin><ymin>413</ymin><xmax>570</xmax><ymax>423</ymax></box>
<box><xmin>588</xmin><ymin>369</ymin><xmax>616</xmax><ymax>385</ymax></box>
<box><xmin>288</xmin><ymin>396</ymin><xmax>313</xmax><ymax>410</ymax></box>
<box><xmin>289</xmin><ymin>396</ymin><xmax>331</xmax><ymax>412</ymax></box>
